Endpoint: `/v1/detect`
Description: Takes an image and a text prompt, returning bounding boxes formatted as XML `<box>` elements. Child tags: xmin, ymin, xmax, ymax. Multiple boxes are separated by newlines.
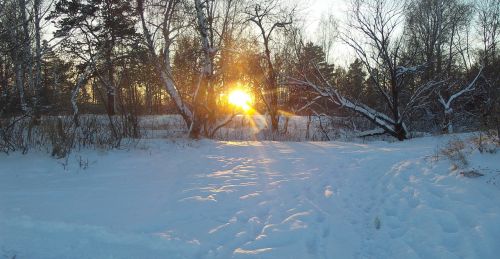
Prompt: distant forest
<box><xmin>0</xmin><ymin>0</ymin><xmax>499</xmax><ymax>140</ymax></box>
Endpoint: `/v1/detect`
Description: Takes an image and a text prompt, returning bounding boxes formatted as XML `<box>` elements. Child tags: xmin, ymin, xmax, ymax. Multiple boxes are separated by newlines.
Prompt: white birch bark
<box><xmin>138</xmin><ymin>0</ymin><xmax>193</xmax><ymax>127</ymax></box>
<box><xmin>71</xmin><ymin>63</ymin><xmax>95</xmax><ymax>126</ymax></box>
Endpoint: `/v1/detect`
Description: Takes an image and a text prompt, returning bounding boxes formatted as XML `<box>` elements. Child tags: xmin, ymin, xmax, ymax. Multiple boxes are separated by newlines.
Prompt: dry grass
<box><xmin>0</xmin><ymin>115</ymin><xmax>141</xmax><ymax>157</ymax></box>
<box><xmin>470</xmin><ymin>131</ymin><xmax>499</xmax><ymax>154</ymax></box>
<box><xmin>440</xmin><ymin>137</ymin><xmax>469</xmax><ymax>169</ymax></box>
<box><xmin>438</xmin><ymin>132</ymin><xmax>499</xmax><ymax>172</ymax></box>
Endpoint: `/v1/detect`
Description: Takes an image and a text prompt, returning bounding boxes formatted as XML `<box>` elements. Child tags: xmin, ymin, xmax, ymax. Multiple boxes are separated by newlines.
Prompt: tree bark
<box><xmin>33</xmin><ymin>0</ymin><xmax>43</xmax><ymax>120</ymax></box>
<box><xmin>137</xmin><ymin>0</ymin><xmax>194</xmax><ymax>131</ymax></box>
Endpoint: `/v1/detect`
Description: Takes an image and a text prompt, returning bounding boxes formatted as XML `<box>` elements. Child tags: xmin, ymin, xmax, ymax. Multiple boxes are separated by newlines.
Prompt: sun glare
<box><xmin>228</xmin><ymin>89</ymin><xmax>252</xmax><ymax>112</ymax></box>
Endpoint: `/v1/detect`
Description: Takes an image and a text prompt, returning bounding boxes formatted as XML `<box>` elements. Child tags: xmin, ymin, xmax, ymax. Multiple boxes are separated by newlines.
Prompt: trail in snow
<box><xmin>1</xmin><ymin>135</ymin><xmax>499</xmax><ymax>258</ymax></box>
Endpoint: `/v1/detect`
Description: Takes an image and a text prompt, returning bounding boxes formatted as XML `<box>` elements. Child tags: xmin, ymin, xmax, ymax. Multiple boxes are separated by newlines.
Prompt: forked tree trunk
<box><xmin>138</xmin><ymin>0</ymin><xmax>194</xmax><ymax>132</ymax></box>
<box><xmin>192</xmin><ymin>0</ymin><xmax>218</xmax><ymax>138</ymax></box>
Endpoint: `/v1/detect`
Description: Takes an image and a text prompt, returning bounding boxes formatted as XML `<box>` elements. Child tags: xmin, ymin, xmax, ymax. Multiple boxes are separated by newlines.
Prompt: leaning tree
<box><xmin>292</xmin><ymin>0</ymin><xmax>437</xmax><ymax>140</ymax></box>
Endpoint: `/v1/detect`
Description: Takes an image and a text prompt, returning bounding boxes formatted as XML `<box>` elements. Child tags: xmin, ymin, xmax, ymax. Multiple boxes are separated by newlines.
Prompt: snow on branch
<box><xmin>438</xmin><ymin>67</ymin><xmax>483</xmax><ymax>112</ymax></box>
<box><xmin>400</xmin><ymin>79</ymin><xmax>443</xmax><ymax>120</ymax></box>
<box><xmin>436</xmin><ymin>67</ymin><xmax>483</xmax><ymax>133</ymax></box>
<box><xmin>395</xmin><ymin>63</ymin><xmax>426</xmax><ymax>77</ymax></box>
<box><xmin>288</xmin><ymin>77</ymin><xmax>398</xmax><ymax>135</ymax></box>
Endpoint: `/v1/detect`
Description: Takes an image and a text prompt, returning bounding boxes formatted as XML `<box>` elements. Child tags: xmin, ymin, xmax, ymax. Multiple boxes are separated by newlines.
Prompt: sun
<box><xmin>228</xmin><ymin>89</ymin><xmax>252</xmax><ymax>112</ymax></box>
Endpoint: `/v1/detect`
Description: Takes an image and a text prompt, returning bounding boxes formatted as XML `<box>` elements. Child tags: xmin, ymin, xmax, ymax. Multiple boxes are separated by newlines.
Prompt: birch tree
<box><xmin>137</xmin><ymin>0</ymin><xmax>194</xmax><ymax>130</ymax></box>
<box><xmin>191</xmin><ymin>0</ymin><xmax>246</xmax><ymax>137</ymax></box>
<box><xmin>0</xmin><ymin>0</ymin><xmax>53</xmax><ymax>117</ymax></box>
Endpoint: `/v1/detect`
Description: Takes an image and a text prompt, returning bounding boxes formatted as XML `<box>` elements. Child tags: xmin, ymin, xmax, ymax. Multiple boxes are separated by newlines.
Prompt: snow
<box><xmin>395</xmin><ymin>65</ymin><xmax>420</xmax><ymax>77</ymax></box>
<box><xmin>1</xmin><ymin>135</ymin><xmax>500</xmax><ymax>258</ymax></box>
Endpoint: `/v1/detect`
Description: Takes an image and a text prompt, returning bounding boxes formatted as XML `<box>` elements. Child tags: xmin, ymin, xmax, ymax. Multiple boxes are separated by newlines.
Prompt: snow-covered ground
<box><xmin>1</xmin><ymin>135</ymin><xmax>499</xmax><ymax>258</ymax></box>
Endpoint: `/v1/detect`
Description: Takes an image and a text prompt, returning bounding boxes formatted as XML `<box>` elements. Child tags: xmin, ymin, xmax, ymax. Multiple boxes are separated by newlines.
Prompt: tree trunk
<box><xmin>138</xmin><ymin>0</ymin><xmax>194</xmax><ymax>132</ymax></box>
<box><xmin>14</xmin><ymin>0</ymin><xmax>30</xmax><ymax>114</ymax></box>
<box><xmin>193</xmin><ymin>0</ymin><xmax>216</xmax><ymax>137</ymax></box>
<box><xmin>15</xmin><ymin>62</ymin><xmax>27</xmax><ymax>113</ymax></box>
<box><xmin>105</xmin><ymin>41</ymin><xmax>115</xmax><ymax>116</ymax></box>
<box><xmin>394</xmin><ymin>122</ymin><xmax>406</xmax><ymax>141</ymax></box>
<box><xmin>391</xmin><ymin>73</ymin><xmax>406</xmax><ymax>141</ymax></box>
<box><xmin>264</xmin><ymin>46</ymin><xmax>279</xmax><ymax>133</ymax></box>
<box><xmin>190</xmin><ymin>76</ymin><xmax>206</xmax><ymax>139</ymax></box>
<box><xmin>443</xmin><ymin>108</ymin><xmax>453</xmax><ymax>134</ymax></box>
<box><xmin>33</xmin><ymin>0</ymin><xmax>43</xmax><ymax>121</ymax></box>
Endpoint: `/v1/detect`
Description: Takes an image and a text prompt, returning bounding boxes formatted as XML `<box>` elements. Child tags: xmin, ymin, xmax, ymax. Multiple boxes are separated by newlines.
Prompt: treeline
<box><xmin>0</xmin><ymin>0</ymin><xmax>498</xmax><ymax>140</ymax></box>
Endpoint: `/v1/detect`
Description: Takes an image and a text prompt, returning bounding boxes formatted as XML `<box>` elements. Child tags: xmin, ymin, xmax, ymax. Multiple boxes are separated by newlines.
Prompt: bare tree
<box><xmin>405</xmin><ymin>0</ymin><xmax>471</xmax><ymax>79</ymax></box>
<box><xmin>477</xmin><ymin>0</ymin><xmax>500</xmax><ymax>65</ymax></box>
<box><xmin>316</xmin><ymin>13</ymin><xmax>338</xmax><ymax>63</ymax></box>
<box><xmin>246</xmin><ymin>0</ymin><xmax>293</xmax><ymax>134</ymax></box>
<box><xmin>0</xmin><ymin>0</ymin><xmax>55</xmax><ymax>118</ymax></box>
<box><xmin>137</xmin><ymin>0</ymin><xmax>194</xmax><ymax>130</ymax></box>
<box><xmin>405</xmin><ymin>0</ymin><xmax>475</xmax><ymax>133</ymax></box>
<box><xmin>292</xmin><ymin>0</ymin><xmax>437</xmax><ymax>140</ymax></box>
<box><xmin>32</xmin><ymin>0</ymin><xmax>43</xmax><ymax>119</ymax></box>
<box><xmin>476</xmin><ymin>0</ymin><xmax>500</xmax><ymax>140</ymax></box>
<box><xmin>192</xmin><ymin>0</ymin><xmax>243</xmax><ymax>138</ymax></box>
<box><xmin>438</xmin><ymin>68</ymin><xmax>483</xmax><ymax>133</ymax></box>
<box><xmin>70</xmin><ymin>62</ymin><xmax>96</xmax><ymax>126</ymax></box>
<box><xmin>191</xmin><ymin>0</ymin><xmax>214</xmax><ymax>137</ymax></box>
<box><xmin>7</xmin><ymin>0</ymin><xmax>31</xmax><ymax>114</ymax></box>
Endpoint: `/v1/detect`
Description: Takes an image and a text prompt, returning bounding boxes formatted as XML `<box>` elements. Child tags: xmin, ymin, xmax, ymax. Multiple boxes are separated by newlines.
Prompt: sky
<box><xmin>304</xmin><ymin>0</ymin><xmax>354</xmax><ymax>65</ymax></box>
<box><xmin>309</xmin><ymin>0</ymin><xmax>349</xmax><ymax>23</ymax></box>
<box><xmin>298</xmin><ymin>0</ymin><xmax>350</xmax><ymax>36</ymax></box>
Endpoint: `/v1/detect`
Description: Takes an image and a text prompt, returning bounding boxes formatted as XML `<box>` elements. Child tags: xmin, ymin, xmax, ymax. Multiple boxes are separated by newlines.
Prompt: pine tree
<box><xmin>51</xmin><ymin>0</ymin><xmax>137</xmax><ymax>115</ymax></box>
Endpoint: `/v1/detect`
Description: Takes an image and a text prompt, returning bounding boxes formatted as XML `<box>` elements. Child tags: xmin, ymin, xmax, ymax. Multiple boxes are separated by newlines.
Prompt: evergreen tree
<box><xmin>51</xmin><ymin>0</ymin><xmax>137</xmax><ymax>115</ymax></box>
<box><xmin>290</xmin><ymin>42</ymin><xmax>335</xmax><ymax>113</ymax></box>
<box><xmin>340</xmin><ymin>59</ymin><xmax>366</xmax><ymax>100</ymax></box>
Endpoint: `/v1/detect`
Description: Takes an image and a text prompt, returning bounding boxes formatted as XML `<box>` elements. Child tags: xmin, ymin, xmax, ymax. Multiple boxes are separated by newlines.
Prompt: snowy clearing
<box><xmin>1</xmin><ymin>135</ymin><xmax>500</xmax><ymax>258</ymax></box>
